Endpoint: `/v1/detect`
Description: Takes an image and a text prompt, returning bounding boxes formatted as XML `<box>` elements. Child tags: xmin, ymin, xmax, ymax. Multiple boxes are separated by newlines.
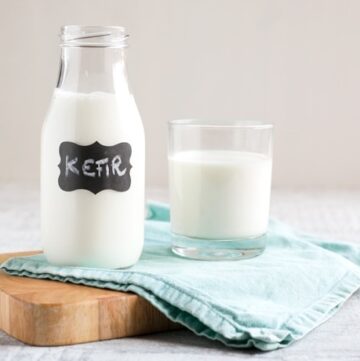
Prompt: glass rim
<box><xmin>60</xmin><ymin>25</ymin><xmax>129</xmax><ymax>48</ymax></box>
<box><xmin>168</xmin><ymin>119</ymin><xmax>273</xmax><ymax>129</ymax></box>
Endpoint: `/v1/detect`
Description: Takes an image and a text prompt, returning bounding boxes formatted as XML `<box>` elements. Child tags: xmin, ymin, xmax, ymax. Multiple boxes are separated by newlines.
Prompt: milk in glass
<box><xmin>169</xmin><ymin>150</ymin><xmax>272</xmax><ymax>239</ymax></box>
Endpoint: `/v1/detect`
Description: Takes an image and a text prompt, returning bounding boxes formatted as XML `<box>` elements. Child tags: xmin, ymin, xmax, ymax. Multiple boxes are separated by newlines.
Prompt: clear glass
<box><xmin>41</xmin><ymin>26</ymin><xmax>145</xmax><ymax>268</ymax></box>
<box><xmin>57</xmin><ymin>25</ymin><xmax>130</xmax><ymax>94</ymax></box>
<box><xmin>168</xmin><ymin>120</ymin><xmax>273</xmax><ymax>260</ymax></box>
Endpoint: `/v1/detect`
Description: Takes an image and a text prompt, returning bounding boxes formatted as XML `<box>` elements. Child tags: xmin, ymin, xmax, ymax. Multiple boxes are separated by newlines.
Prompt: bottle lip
<box><xmin>60</xmin><ymin>25</ymin><xmax>129</xmax><ymax>48</ymax></box>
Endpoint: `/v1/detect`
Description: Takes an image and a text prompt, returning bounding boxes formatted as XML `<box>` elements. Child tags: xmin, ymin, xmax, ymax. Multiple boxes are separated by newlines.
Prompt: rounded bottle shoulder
<box><xmin>43</xmin><ymin>90</ymin><xmax>144</xmax><ymax>139</ymax></box>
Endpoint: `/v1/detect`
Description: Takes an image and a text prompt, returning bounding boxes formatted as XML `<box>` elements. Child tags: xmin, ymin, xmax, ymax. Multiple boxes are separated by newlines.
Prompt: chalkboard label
<box><xmin>58</xmin><ymin>141</ymin><xmax>132</xmax><ymax>194</ymax></box>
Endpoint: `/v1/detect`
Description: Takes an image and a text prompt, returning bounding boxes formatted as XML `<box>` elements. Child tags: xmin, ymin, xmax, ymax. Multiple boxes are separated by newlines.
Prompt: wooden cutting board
<box><xmin>0</xmin><ymin>251</ymin><xmax>180</xmax><ymax>346</ymax></box>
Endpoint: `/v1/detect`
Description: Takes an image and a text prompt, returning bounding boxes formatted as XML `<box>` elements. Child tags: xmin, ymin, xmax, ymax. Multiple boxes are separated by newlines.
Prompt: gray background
<box><xmin>1</xmin><ymin>0</ymin><xmax>360</xmax><ymax>187</ymax></box>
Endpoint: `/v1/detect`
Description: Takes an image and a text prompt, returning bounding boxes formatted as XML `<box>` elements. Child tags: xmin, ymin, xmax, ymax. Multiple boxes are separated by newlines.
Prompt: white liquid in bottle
<box><xmin>169</xmin><ymin>150</ymin><xmax>272</xmax><ymax>239</ymax></box>
<box><xmin>41</xmin><ymin>90</ymin><xmax>144</xmax><ymax>268</ymax></box>
<box><xmin>42</xmin><ymin>26</ymin><xmax>145</xmax><ymax>268</ymax></box>
<box><xmin>41</xmin><ymin>91</ymin><xmax>144</xmax><ymax>268</ymax></box>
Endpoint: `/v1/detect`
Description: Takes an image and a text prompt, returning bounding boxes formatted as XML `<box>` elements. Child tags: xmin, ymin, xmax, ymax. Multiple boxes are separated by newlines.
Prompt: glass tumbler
<box><xmin>168</xmin><ymin>120</ymin><xmax>273</xmax><ymax>260</ymax></box>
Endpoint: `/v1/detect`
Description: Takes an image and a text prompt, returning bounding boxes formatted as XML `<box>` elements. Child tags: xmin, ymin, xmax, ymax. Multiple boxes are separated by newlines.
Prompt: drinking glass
<box><xmin>168</xmin><ymin>120</ymin><xmax>273</xmax><ymax>260</ymax></box>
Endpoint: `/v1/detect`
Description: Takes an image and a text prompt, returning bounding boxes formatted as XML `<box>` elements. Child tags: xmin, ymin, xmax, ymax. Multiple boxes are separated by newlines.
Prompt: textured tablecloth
<box><xmin>1</xmin><ymin>183</ymin><xmax>360</xmax><ymax>360</ymax></box>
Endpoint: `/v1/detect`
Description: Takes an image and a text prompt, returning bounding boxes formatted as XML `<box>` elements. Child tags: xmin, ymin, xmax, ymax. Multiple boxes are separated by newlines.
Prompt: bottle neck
<box><xmin>56</xmin><ymin>46</ymin><xmax>130</xmax><ymax>94</ymax></box>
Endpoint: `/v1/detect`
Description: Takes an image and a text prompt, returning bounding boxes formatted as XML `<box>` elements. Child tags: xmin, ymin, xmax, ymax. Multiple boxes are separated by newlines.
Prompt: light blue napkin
<box><xmin>2</xmin><ymin>202</ymin><xmax>360</xmax><ymax>351</ymax></box>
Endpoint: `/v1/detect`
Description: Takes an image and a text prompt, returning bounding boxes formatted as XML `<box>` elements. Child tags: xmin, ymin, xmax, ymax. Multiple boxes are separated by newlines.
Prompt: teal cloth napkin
<box><xmin>2</xmin><ymin>202</ymin><xmax>360</xmax><ymax>351</ymax></box>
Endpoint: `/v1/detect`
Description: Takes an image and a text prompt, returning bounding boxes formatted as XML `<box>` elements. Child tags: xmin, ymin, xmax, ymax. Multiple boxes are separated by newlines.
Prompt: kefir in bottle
<box><xmin>41</xmin><ymin>26</ymin><xmax>145</xmax><ymax>268</ymax></box>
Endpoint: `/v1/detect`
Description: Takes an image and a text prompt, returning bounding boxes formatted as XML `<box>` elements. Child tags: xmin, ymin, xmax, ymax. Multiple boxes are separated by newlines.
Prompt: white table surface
<box><xmin>0</xmin><ymin>183</ymin><xmax>360</xmax><ymax>360</ymax></box>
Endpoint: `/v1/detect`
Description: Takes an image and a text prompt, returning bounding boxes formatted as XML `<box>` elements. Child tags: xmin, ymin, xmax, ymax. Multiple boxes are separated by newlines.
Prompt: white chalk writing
<box><xmin>65</xmin><ymin>156</ymin><xmax>80</xmax><ymax>176</ymax></box>
<box><xmin>65</xmin><ymin>155</ymin><xmax>127</xmax><ymax>178</ymax></box>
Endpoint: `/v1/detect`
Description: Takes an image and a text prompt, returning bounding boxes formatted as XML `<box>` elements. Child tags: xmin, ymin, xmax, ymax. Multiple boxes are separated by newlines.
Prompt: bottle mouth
<box><xmin>60</xmin><ymin>25</ymin><xmax>129</xmax><ymax>48</ymax></box>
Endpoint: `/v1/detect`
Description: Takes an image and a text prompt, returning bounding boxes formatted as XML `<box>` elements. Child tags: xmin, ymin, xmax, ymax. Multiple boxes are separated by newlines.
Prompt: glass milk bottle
<box><xmin>41</xmin><ymin>26</ymin><xmax>145</xmax><ymax>268</ymax></box>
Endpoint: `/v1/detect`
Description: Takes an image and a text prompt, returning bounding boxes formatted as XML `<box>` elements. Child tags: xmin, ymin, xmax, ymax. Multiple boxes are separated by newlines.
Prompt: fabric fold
<box><xmin>1</xmin><ymin>202</ymin><xmax>360</xmax><ymax>351</ymax></box>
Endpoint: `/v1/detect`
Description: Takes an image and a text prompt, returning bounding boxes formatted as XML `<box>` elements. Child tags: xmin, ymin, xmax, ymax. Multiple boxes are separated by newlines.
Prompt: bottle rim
<box><xmin>60</xmin><ymin>25</ymin><xmax>129</xmax><ymax>48</ymax></box>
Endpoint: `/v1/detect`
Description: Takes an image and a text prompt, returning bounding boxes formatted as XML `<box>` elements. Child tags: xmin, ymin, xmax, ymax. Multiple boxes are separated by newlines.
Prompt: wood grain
<box><xmin>0</xmin><ymin>251</ymin><xmax>180</xmax><ymax>346</ymax></box>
